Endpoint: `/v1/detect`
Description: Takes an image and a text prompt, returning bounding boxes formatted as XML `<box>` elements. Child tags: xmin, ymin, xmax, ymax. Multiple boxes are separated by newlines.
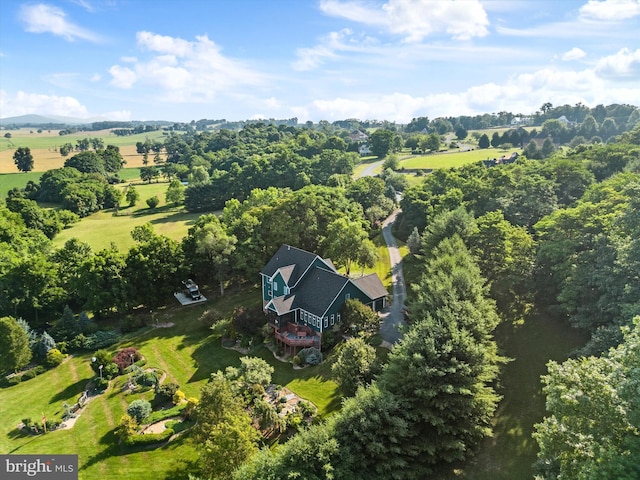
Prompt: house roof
<box><xmin>351</xmin><ymin>274</ymin><xmax>388</xmax><ymax>300</ymax></box>
<box><xmin>261</xmin><ymin>244</ymin><xmax>331</xmax><ymax>287</ymax></box>
<box><xmin>294</xmin><ymin>267</ymin><xmax>350</xmax><ymax>316</ymax></box>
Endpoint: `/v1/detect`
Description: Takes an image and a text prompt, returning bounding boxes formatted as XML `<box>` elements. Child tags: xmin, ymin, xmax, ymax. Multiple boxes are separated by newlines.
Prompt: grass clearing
<box><xmin>52</xmin><ymin>181</ymin><xmax>202</xmax><ymax>251</ymax></box>
<box><xmin>400</xmin><ymin>147</ymin><xmax>518</xmax><ymax>170</ymax></box>
<box><xmin>456</xmin><ymin>314</ymin><xmax>588</xmax><ymax>480</ymax></box>
<box><xmin>0</xmin><ymin>171</ymin><xmax>43</xmax><ymax>198</ymax></box>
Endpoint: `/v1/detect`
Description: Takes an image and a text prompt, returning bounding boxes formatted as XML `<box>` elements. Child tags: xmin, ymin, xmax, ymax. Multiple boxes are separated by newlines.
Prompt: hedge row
<box><xmin>123</xmin><ymin>428</ymin><xmax>174</xmax><ymax>446</ymax></box>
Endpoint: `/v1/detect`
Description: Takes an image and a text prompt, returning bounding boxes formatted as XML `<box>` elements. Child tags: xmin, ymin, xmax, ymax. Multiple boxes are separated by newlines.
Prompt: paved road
<box><xmin>379</xmin><ymin>209</ymin><xmax>407</xmax><ymax>344</ymax></box>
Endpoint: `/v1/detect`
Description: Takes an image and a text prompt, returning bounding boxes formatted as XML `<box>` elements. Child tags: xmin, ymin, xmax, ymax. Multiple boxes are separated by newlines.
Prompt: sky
<box><xmin>0</xmin><ymin>0</ymin><xmax>639</xmax><ymax>123</ymax></box>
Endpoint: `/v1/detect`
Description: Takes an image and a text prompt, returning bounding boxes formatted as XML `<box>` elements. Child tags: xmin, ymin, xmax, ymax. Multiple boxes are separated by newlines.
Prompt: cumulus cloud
<box><xmin>580</xmin><ymin>0</ymin><xmax>640</xmax><ymax>21</ymax></box>
<box><xmin>562</xmin><ymin>47</ymin><xmax>587</xmax><ymax>61</ymax></box>
<box><xmin>19</xmin><ymin>3</ymin><xmax>101</xmax><ymax>42</ymax></box>
<box><xmin>304</xmin><ymin>55</ymin><xmax>640</xmax><ymax>123</ymax></box>
<box><xmin>320</xmin><ymin>0</ymin><xmax>489</xmax><ymax>41</ymax></box>
<box><xmin>109</xmin><ymin>32</ymin><xmax>267</xmax><ymax>102</ymax></box>
<box><xmin>0</xmin><ymin>90</ymin><xmax>90</xmax><ymax>118</ymax></box>
<box><xmin>595</xmin><ymin>47</ymin><xmax>640</xmax><ymax>76</ymax></box>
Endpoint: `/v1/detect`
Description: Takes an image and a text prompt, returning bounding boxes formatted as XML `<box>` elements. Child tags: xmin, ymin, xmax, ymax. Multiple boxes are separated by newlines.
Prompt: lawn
<box><xmin>0</xmin><ymin>286</ymin><xmax>341</xmax><ymax>480</ymax></box>
<box><xmin>399</xmin><ymin>147</ymin><xmax>517</xmax><ymax>170</ymax></box>
<box><xmin>455</xmin><ymin>313</ymin><xmax>587</xmax><ymax>480</ymax></box>
<box><xmin>52</xmin><ymin>181</ymin><xmax>202</xmax><ymax>251</ymax></box>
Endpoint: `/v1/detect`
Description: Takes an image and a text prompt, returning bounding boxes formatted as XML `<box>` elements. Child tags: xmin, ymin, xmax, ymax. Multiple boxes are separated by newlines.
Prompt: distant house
<box><xmin>261</xmin><ymin>245</ymin><xmax>387</xmax><ymax>354</ymax></box>
<box><xmin>511</xmin><ymin>116</ymin><xmax>533</xmax><ymax>126</ymax></box>
<box><xmin>557</xmin><ymin>115</ymin><xmax>577</xmax><ymax>127</ymax></box>
<box><xmin>349</xmin><ymin>130</ymin><xmax>369</xmax><ymax>143</ymax></box>
<box><xmin>358</xmin><ymin>144</ymin><xmax>372</xmax><ymax>156</ymax></box>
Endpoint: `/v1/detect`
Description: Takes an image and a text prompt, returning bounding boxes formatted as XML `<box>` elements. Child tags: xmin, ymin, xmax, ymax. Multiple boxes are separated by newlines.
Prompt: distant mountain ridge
<box><xmin>0</xmin><ymin>114</ymin><xmax>112</xmax><ymax>126</ymax></box>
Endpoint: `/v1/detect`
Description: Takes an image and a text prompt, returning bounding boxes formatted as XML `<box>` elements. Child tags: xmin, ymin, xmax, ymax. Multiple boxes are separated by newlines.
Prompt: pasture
<box><xmin>399</xmin><ymin>147</ymin><xmax>518</xmax><ymax>170</ymax></box>
<box><xmin>52</xmin><ymin>180</ymin><xmax>201</xmax><ymax>252</ymax></box>
<box><xmin>0</xmin><ymin>289</ymin><xmax>340</xmax><ymax>480</ymax></box>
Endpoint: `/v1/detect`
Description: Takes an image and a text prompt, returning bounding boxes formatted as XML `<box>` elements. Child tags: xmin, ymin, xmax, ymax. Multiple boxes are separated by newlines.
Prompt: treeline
<box><xmin>405</xmin><ymin>102</ymin><xmax>638</xmax><ymax>133</ymax></box>
<box><xmin>400</xmin><ymin>124</ymin><xmax>640</xmax><ymax>356</ymax></box>
<box><xmin>0</xmin><ymin>174</ymin><xmax>397</xmax><ymax>326</ymax></box>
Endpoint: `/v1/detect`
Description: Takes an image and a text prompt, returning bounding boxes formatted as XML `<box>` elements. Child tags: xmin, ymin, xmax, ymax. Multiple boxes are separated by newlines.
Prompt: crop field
<box><xmin>0</xmin><ymin>128</ymin><xmax>166</xmax><ymax>153</ymax></box>
<box><xmin>0</xmin><ymin>289</ymin><xmax>340</xmax><ymax>480</ymax></box>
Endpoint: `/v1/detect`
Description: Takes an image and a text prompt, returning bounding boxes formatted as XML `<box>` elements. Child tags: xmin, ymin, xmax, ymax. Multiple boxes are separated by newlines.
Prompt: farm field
<box><xmin>53</xmin><ymin>180</ymin><xmax>201</xmax><ymax>252</ymax></box>
<box><xmin>0</xmin><ymin>128</ymin><xmax>167</xmax><ymax>153</ymax></box>
<box><xmin>0</xmin><ymin>289</ymin><xmax>341</xmax><ymax>480</ymax></box>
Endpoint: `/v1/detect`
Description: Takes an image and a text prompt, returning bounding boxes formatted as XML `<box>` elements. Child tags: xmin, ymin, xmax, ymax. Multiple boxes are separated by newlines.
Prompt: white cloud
<box><xmin>109</xmin><ymin>32</ymin><xmax>267</xmax><ymax>102</ymax></box>
<box><xmin>320</xmin><ymin>0</ymin><xmax>489</xmax><ymax>41</ymax></box>
<box><xmin>90</xmin><ymin>73</ymin><xmax>101</xmax><ymax>82</ymax></box>
<box><xmin>580</xmin><ymin>0</ymin><xmax>640</xmax><ymax>21</ymax></box>
<box><xmin>595</xmin><ymin>47</ymin><xmax>640</xmax><ymax>76</ymax></box>
<box><xmin>303</xmin><ymin>56</ymin><xmax>640</xmax><ymax>122</ymax></box>
<box><xmin>562</xmin><ymin>47</ymin><xmax>587</xmax><ymax>61</ymax></box>
<box><xmin>0</xmin><ymin>90</ymin><xmax>89</xmax><ymax>118</ymax></box>
<box><xmin>293</xmin><ymin>29</ymin><xmax>355</xmax><ymax>71</ymax></box>
<box><xmin>19</xmin><ymin>4</ymin><xmax>101</xmax><ymax>42</ymax></box>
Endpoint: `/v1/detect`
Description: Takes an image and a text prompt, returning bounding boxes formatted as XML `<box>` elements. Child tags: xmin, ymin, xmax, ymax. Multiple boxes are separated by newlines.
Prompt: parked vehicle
<box><xmin>182</xmin><ymin>279</ymin><xmax>202</xmax><ymax>300</ymax></box>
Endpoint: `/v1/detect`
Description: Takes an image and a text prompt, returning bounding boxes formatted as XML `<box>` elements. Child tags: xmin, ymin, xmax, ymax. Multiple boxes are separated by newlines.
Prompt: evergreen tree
<box><xmin>36</xmin><ymin>331</ymin><xmax>56</xmax><ymax>359</ymax></box>
<box><xmin>406</xmin><ymin>226</ymin><xmax>421</xmax><ymax>255</ymax></box>
<box><xmin>0</xmin><ymin>316</ymin><xmax>32</xmax><ymax>373</ymax></box>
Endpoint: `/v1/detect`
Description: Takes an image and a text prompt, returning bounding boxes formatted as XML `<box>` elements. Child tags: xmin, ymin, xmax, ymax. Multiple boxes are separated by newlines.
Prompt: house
<box><xmin>349</xmin><ymin>130</ymin><xmax>369</xmax><ymax>143</ymax></box>
<box><xmin>358</xmin><ymin>144</ymin><xmax>372</xmax><ymax>156</ymax></box>
<box><xmin>261</xmin><ymin>245</ymin><xmax>388</xmax><ymax>355</ymax></box>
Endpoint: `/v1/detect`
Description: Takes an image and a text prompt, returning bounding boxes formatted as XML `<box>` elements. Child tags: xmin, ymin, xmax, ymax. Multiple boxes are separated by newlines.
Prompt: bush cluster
<box><xmin>113</xmin><ymin>347</ymin><xmax>141</xmax><ymax>372</ymax></box>
<box><xmin>123</xmin><ymin>428</ymin><xmax>174</xmax><ymax>446</ymax></box>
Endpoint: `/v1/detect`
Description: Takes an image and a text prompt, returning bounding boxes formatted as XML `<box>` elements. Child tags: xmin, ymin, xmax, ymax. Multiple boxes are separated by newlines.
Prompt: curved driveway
<box><xmin>378</xmin><ymin>209</ymin><xmax>407</xmax><ymax>344</ymax></box>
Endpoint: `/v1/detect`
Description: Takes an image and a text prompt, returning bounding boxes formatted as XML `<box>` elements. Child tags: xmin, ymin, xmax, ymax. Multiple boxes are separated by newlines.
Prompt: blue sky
<box><xmin>0</xmin><ymin>0</ymin><xmax>639</xmax><ymax>122</ymax></box>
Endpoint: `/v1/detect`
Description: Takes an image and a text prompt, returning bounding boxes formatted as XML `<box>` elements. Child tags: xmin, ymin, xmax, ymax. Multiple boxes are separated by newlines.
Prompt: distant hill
<box><xmin>0</xmin><ymin>114</ymin><xmax>109</xmax><ymax>126</ymax></box>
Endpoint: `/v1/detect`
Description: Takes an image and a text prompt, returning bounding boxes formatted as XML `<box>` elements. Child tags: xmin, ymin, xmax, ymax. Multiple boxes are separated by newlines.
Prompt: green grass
<box><xmin>0</xmin><ymin>286</ymin><xmax>341</xmax><ymax>479</ymax></box>
<box><xmin>0</xmin><ymin>130</ymin><xmax>166</xmax><ymax>153</ymax></box>
<box><xmin>53</xmin><ymin>181</ymin><xmax>201</xmax><ymax>251</ymax></box>
<box><xmin>0</xmin><ymin>171</ymin><xmax>43</xmax><ymax>198</ymax></box>
<box><xmin>455</xmin><ymin>314</ymin><xmax>588</xmax><ymax>480</ymax></box>
<box><xmin>400</xmin><ymin>147</ymin><xmax>516</xmax><ymax>170</ymax></box>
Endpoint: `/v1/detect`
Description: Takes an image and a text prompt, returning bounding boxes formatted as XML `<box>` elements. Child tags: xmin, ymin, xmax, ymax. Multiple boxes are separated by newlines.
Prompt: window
<box><xmin>274</xmin><ymin>282</ymin><xmax>278</xmax><ymax>292</ymax></box>
<box><xmin>345</xmin><ymin>293</ymin><xmax>351</xmax><ymax>300</ymax></box>
<box><xmin>285</xmin><ymin>286</ymin><xmax>290</xmax><ymax>295</ymax></box>
<box><xmin>337</xmin><ymin>313</ymin><xmax>341</xmax><ymax>323</ymax></box>
<box><xmin>324</xmin><ymin>317</ymin><xmax>328</xmax><ymax>328</ymax></box>
<box><xmin>330</xmin><ymin>314</ymin><xmax>335</xmax><ymax>326</ymax></box>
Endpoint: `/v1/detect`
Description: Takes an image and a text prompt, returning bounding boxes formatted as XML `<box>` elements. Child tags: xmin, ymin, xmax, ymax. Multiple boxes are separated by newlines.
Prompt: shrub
<box><xmin>45</xmin><ymin>348</ymin><xmax>66</xmax><ymax>367</ymax></box>
<box><xmin>123</xmin><ymin>428</ymin><xmax>173</xmax><ymax>446</ymax></box>
<box><xmin>93</xmin><ymin>377</ymin><xmax>109</xmax><ymax>391</ymax></box>
<box><xmin>146</xmin><ymin>196</ymin><xmax>159</xmax><ymax>209</ymax></box>
<box><xmin>297</xmin><ymin>400</ymin><xmax>316</xmax><ymax>417</ymax></box>
<box><xmin>102</xmin><ymin>362</ymin><xmax>119</xmax><ymax>379</ymax></box>
<box><xmin>21</xmin><ymin>370</ymin><xmax>36</xmax><ymax>381</ymax></box>
<box><xmin>184</xmin><ymin>397</ymin><xmax>198</xmax><ymax>420</ymax></box>
<box><xmin>154</xmin><ymin>382</ymin><xmax>179</xmax><ymax>405</ymax></box>
<box><xmin>231</xmin><ymin>306</ymin><xmax>265</xmax><ymax>337</ymax></box>
<box><xmin>83</xmin><ymin>330</ymin><xmax>119</xmax><ymax>349</ymax></box>
<box><xmin>113</xmin><ymin>347</ymin><xmax>141</xmax><ymax>372</ymax></box>
<box><xmin>292</xmin><ymin>355</ymin><xmax>302</xmax><ymax>366</ymax></box>
<box><xmin>173</xmin><ymin>390</ymin><xmax>186</xmax><ymax>405</ymax></box>
<box><xmin>127</xmin><ymin>399</ymin><xmax>152</xmax><ymax>423</ymax></box>
<box><xmin>298</xmin><ymin>347</ymin><xmax>323</xmax><ymax>365</ymax></box>
<box><xmin>116</xmin><ymin>414</ymin><xmax>138</xmax><ymax>442</ymax></box>
<box><xmin>6</xmin><ymin>376</ymin><xmax>21</xmax><ymax>386</ymax></box>
<box><xmin>33</xmin><ymin>365</ymin><xmax>46</xmax><ymax>375</ymax></box>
